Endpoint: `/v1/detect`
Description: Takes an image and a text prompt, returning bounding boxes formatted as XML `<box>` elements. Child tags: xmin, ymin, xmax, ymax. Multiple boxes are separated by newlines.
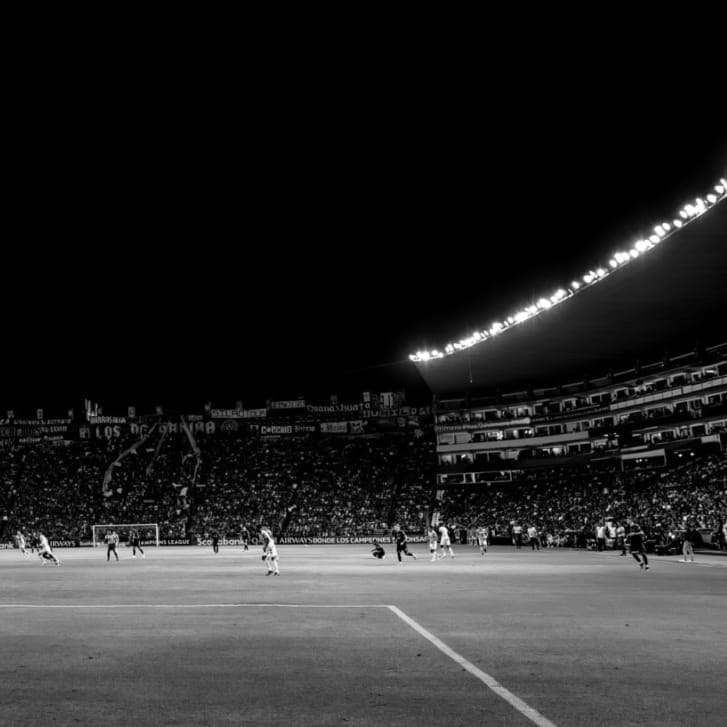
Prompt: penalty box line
<box><xmin>0</xmin><ymin>602</ymin><xmax>557</xmax><ymax>727</ymax></box>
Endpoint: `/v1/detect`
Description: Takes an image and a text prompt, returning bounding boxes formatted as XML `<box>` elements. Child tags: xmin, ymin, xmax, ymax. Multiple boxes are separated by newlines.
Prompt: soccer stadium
<box><xmin>2</xmin><ymin>182</ymin><xmax>726</xmax><ymax>725</ymax></box>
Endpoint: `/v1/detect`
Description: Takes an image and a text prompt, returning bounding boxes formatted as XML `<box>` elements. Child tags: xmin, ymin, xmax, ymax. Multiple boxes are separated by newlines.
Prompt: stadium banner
<box><xmin>275</xmin><ymin>536</ymin><xmax>429</xmax><ymax>545</ymax></box>
<box><xmin>320</xmin><ymin>421</ymin><xmax>348</xmax><ymax>434</ymax></box>
<box><xmin>307</xmin><ymin>403</ymin><xmax>366</xmax><ymax>414</ymax></box>
<box><xmin>210</xmin><ymin>408</ymin><xmax>267</xmax><ymax>419</ymax></box>
<box><xmin>0</xmin><ymin>419</ymin><xmax>76</xmax><ymax>448</ymax></box>
<box><xmin>88</xmin><ymin>416</ymin><xmax>127</xmax><ymax>425</ymax></box>
<box><xmin>195</xmin><ymin>536</ymin><xmax>428</xmax><ymax>546</ymax></box>
<box><xmin>259</xmin><ymin>423</ymin><xmax>317</xmax><ymax>436</ymax></box>
<box><xmin>269</xmin><ymin>399</ymin><xmax>306</xmax><ymax>410</ymax></box>
<box><xmin>79</xmin><ymin>420</ymin><xmax>217</xmax><ymax>440</ymax></box>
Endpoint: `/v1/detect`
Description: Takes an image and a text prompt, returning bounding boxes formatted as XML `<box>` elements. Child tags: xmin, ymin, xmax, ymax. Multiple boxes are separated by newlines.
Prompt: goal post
<box><xmin>91</xmin><ymin>523</ymin><xmax>160</xmax><ymax>548</ymax></box>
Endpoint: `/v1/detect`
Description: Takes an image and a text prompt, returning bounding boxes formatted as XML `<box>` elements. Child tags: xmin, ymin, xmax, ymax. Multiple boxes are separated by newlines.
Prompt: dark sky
<box><xmin>5</xmin><ymin>59</ymin><xmax>726</xmax><ymax>414</ymax></box>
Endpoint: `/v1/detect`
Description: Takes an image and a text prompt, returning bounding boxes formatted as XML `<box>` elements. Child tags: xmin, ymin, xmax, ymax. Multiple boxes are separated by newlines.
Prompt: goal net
<box><xmin>91</xmin><ymin>523</ymin><xmax>160</xmax><ymax>548</ymax></box>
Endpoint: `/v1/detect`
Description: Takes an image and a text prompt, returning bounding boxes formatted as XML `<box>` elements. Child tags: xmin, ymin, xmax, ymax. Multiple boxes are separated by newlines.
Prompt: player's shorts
<box><xmin>440</xmin><ymin>538</ymin><xmax>451</xmax><ymax>547</ymax></box>
<box><xmin>429</xmin><ymin>545</ymin><xmax>437</xmax><ymax>552</ymax></box>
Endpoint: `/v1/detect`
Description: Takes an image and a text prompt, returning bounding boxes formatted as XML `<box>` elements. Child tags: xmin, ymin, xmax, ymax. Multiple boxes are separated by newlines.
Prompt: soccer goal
<box><xmin>91</xmin><ymin>523</ymin><xmax>160</xmax><ymax>548</ymax></box>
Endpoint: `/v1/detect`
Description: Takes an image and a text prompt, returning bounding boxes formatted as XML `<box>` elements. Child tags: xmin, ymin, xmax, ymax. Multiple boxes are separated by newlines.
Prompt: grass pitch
<box><xmin>2</xmin><ymin>544</ymin><xmax>725</xmax><ymax>726</ymax></box>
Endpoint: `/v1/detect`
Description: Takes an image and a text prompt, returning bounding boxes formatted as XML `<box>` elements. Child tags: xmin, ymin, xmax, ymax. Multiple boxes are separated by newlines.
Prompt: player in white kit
<box><xmin>259</xmin><ymin>527</ymin><xmax>280</xmax><ymax>575</ymax></box>
<box><xmin>16</xmin><ymin>531</ymin><xmax>30</xmax><ymax>558</ymax></box>
<box><xmin>428</xmin><ymin>527</ymin><xmax>439</xmax><ymax>561</ymax></box>
<box><xmin>476</xmin><ymin>525</ymin><xmax>488</xmax><ymax>555</ymax></box>
<box><xmin>438</xmin><ymin>524</ymin><xmax>455</xmax><ymax>559</ymax></box>
<box><xmin>37</xmin><ymin>533</ymin><xmax>61</xmax><ymax>566</ymax></box>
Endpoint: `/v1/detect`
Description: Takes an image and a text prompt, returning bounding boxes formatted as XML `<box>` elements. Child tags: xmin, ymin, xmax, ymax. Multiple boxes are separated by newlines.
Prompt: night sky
<box><xmin>5</xmin><ymin>64</ymin><xmax>726</xmax><ymax>414</ymax></box>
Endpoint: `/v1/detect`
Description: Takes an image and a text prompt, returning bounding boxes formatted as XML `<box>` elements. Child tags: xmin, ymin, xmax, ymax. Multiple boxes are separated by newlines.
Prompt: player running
<box><xmin>16</xmin><ymin>531</ymin><xmax>30</xmax><ymax>558</ymax></box>
<box><xmin>259</xmin><ymin>527</ymin><xmax>280</xmax><ymax>575</ymax></box>
<box><xmin>393</xmin><ymin>525</ymin><xmax>417</xmax><ymax>564</ymax></box>
<box><xmin>627</xmin><ymin>521</ymin><xmax>649</xmax><ymax>571</ymax></box>
<box><xmin>476</xmin><ymin>525</ymin><xmax>488</xmax><ymax>555</ymax></box>
<box><xmin>438</xmin><ymin>523</ymin><xmax>455</xmax><ymax>559</ymax></box>
<box><xmin>37</xmin><ymin>532</ymin><xmax>61</xmax><ymax>567</ymax></box>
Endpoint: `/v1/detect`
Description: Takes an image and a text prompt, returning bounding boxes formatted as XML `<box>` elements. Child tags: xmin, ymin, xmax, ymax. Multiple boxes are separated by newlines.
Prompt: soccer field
<box><xmin>2</xmin><ymin>544</ymin><xmax>725</xmax><ymax>726</ymax></box>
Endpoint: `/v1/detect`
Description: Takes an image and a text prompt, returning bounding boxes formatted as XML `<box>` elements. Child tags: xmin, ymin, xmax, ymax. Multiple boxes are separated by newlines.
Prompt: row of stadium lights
<box><xmin>410</xmin><ymin>178</ymin><xmax>727</xmax><ymax>363</ymax></box>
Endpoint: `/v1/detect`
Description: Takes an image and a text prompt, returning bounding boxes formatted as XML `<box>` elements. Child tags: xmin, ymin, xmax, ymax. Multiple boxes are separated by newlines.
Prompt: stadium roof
<box><xmin>414</xmin><ymin>199</ymin><xmax>727</xmax><ymax>396</ymax></box>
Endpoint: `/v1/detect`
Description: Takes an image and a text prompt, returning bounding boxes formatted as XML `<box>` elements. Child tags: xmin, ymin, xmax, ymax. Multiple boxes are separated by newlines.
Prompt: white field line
<box><xmin>0</xmin><ymin>601</ymin><xmax>558</xmax><ymax>725</ymax></box>
<box><xmin>388</xmin><ymin>605</ymin><xmax>558</xmax><ymax>727</ymax></box>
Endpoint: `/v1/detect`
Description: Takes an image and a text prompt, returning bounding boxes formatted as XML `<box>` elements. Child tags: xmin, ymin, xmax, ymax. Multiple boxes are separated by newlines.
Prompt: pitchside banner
<box><xmin>194</xmin><ymin>536</ymin><xmax>429</xmax><ymax>546</ymax></box>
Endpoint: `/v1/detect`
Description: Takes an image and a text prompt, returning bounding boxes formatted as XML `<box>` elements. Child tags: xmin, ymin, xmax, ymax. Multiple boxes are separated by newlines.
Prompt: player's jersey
<box><xmin>261</xmin><ymin>529</ymin><xmax>278</xmax><ymax>557</ymax></box>
<box><xmin>628</xmin><ymin>529</ymin><xmax>645</xmax><ymax>551</ymax></box>
<box><xmin>428</xmin><ymin>530</ymin><xmax>438</xmax><ymax>548</ymax></box>
<box><xmin>395</xmin><ymin>531</ymin><xmax>407</xmax><ymax>547</ymax></box>
<box><xmin>476</xmin><ymin>527</ymin><xmax>488</xmax><ymax>542</ymax></box>
<box><xmin>16</xmin><ymin>534</ymin><xmax>26</xmax><ymax>548</ymax></box>
<box><xmin>105</xmin><ymin>534</ymin><xmax>116</xmax><ymax>546</ymax></box>
<box><xmin>439</xmin><ymin>525</ymin><xmax>451</xmax><ymax>544</ymax></box>
<box><xmin>38</xmin><ymin>535</ymin><xmax>52</xmax><ymax>553</ymax></box>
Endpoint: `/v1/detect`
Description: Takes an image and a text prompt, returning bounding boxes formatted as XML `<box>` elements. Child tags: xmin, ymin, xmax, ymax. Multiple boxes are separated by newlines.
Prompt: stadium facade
<box><xmin>413</xmin><ymin>182</ymin><xmax>727</xmax><ymax>489</ymax></box>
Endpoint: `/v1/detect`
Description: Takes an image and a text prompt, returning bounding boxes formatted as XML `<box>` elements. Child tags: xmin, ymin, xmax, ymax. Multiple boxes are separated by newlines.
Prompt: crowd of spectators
<box><xmin>1</xmin><ymin>427</ymin><xmax>435</xmax><ymax>542</ymax></box>
<box><xmin>438</xmin><ymin>455</ymin><xmax>727</xmax><ymax>550</ymax></box>
<box><xmin>2</xmin><ymin>428</ymin><xmax>725</xmax><ymax>551</ymax></box>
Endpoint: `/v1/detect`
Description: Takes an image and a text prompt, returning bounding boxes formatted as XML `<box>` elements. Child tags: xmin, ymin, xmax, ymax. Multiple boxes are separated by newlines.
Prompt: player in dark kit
<box><xmin>627</xmin><ymin>522</ymin><xmax>649</xmax><ymax>571</ymax></box>
<box><xmin>129</xmin><ymin>528</ymin><xmax>145</xmax><ymax>559</ymax></box>
<box><xmin>393</xmin><ymin>525</ymin><xmax>417</xmax><ymax>564</ymax></box>
<box><xmin>371</xmin><ymin>540</ymin><xmax>386</xmax><ymax>559</ymax></box>
<box><xmin>212</xmin><ymin>533</ymin><xmax>220</xmax><ymax>554</ymax></box>
<box><xmin>241</xmin><ymin>526</ymin><xmax>250</xmax><ymax>551</ymax></box>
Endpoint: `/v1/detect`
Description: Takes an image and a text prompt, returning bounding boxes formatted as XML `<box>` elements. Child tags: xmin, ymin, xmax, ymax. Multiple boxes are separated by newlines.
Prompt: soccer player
<box><xmin>259</xmin><ymin>527</ymin><xmax>279</xmax><ymax>575</ymax></box>
<box><xmin>105</xmin><ymin>530</ymin><xmax>119</xmax><ymax>562</ymax></box>
<box><xmin>241</xmin><ymin>526</ymin><xmax>250</xmax><ymax>551</ymax></box>
<box><xmin>616</xmin><ymin>522</ymin><xmax>627</xmax><ymax>555</ymax></box>
<box><xmin>438</xmin><ymin>523</ymin><xmax>455</xmax><ymax>559</ymax></box>
<box><xmin>682</xmin><ymin>524</ymin><xmax>697</xmax><ymax>563</ymax></box>
<box><xmin>427</xmin><ymin>527</ymin><xmax>439</xmax><ymax>561</ymax></box>
<box><xmin>129</xmin><ymin>528</ymin><xmax>145</xmax><ymax>559</ymax></box>
<box><xmin>371</xmin><ymin>539</ymin><xmax>386</xmax><ymax>559</ymax></box>
<box><xmin>212</xmin><ymin>532</ymin><xmax>220</xmax><ymax>554</ymax></box>
<box><xmin>528</xmin><ymin>524</ymin><xmax>540</xmax><ymax>551</ymax></box>
<box><xmin>476</xmin><ymin>525</ymin><xmax>488</xmax><ymax>555</ymax></box>
<box><xmin>37</xmin><ymin>532</ymin><xmax>61</xmax><ymax>566</ymax></box>
<box><xmin>16</xmin><ymin>531</ymin><xmax>30</xmax><ymax>558</ymax></box>
<box><xmin>627</xmin><ymin>521</ymin><xmax>649</xmax><ymax>571</ymax></box>
<box><xmin>393</xmin><ymin>525</ymin><xmax>417</xmax><ymax>564</ymax></box>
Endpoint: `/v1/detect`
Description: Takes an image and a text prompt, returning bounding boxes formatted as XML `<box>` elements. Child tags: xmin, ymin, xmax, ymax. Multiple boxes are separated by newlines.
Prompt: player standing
<box><xmin>212</xmin><ymin>532</ymin><xmax>220</xmax><ymax>554</ymax></box>
<box><xmin>105</xmin><ymin>530</ymin><xmax>119</xmax><ymax>562</ymax></box>
<box><xmin>241</xmin><ymin>526</ymin><xmax>250</xmax><ymax>551</ymax></box>
<box><xmin>438</xmin><ymin>523</ymin><xmax>455</xmax><ymax>559</ymax></box>
<box><xmin>259</xmin><ymin>527</ymin><xmax>279</xmax><ymax>575</ymax></box>
<box><xmin>476</xmin><ymin>525</ymin><xmax>488</xmax><ymax>555</ymax></box>
<box><xmin>427</xmin><ymin>527</ymin><xmax>439</xmax><ymax>561</ymax></box>
<box><xmin>37</xmin><ymin>532</ymin><xmax>61</xmax><ymax>566</ymax></box>
<box><xmin>129</xmin><ymin>528</ymin><xmax>145</xmax><ymax>559</ymax></box>
<box><xmin>393</xmin><ymin>525</ymin><xmax>417</xmax><ymax>564</ymax></box>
